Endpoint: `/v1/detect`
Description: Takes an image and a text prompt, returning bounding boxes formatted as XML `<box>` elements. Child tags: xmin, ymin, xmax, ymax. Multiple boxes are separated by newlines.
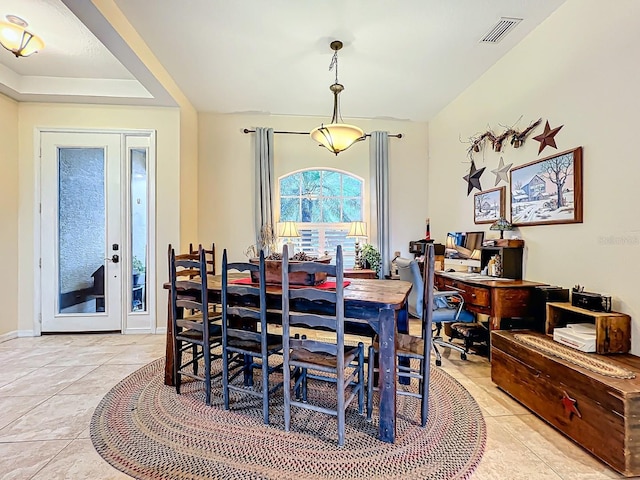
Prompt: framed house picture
<box><xmin>510</xmin><ymin>146</ymin><xmax>583</xmax><ymax>226</ymax></box>
<box><xmin>474</xmin><ymin>187</ymin><xmax>505</xmax><ymax>224</ymax></box>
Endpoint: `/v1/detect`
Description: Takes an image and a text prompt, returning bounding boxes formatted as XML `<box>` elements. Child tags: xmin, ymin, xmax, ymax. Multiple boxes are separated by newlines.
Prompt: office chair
<box><xmin>396</xmin><ymin>257</ymin><xmax>474</xmax><ymax>365</ymax></box>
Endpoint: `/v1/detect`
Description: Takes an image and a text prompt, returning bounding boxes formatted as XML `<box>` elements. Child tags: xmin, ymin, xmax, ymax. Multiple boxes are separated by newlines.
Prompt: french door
<box><xmin>40</xmin><ymin>131</ymin><xmax>154</xmax><ymax>333</ymax></box>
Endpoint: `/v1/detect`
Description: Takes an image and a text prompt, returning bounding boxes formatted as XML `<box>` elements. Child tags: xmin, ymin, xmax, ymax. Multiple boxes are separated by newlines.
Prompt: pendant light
<box><xmin>310</xmin><ymin>40</ymin><xmax>364</xmax><ymax>155</ymax></box>
<box><xmin>0</xmin><ymin>15</ymin><xmax>44</xmax><ymax>58</ymax></box>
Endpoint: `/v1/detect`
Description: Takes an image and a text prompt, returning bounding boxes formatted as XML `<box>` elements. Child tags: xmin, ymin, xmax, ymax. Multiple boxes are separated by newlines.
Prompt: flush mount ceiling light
<box><xmin>310</xmin><ymin>40</ymin><xmax>364</xmax><ymax>156</ymax></box>
<box><xmin>0</xmin><ymin>15</ymin><xmax>44</xmax><ymax>57</ymax></box>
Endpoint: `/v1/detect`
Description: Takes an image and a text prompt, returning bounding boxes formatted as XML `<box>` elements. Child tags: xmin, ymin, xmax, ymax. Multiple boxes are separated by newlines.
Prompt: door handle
<box><xmin>105</xmin><ymin>254</ymin><xmax>120</xmax><ymax>263</ymax></box>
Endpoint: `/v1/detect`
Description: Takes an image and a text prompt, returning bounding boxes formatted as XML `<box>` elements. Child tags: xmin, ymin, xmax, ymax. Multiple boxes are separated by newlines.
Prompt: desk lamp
<box><xmin>279</xmin><ymin>221</ymin><xmax>300</xmax><ymax>257</ymax></box>
<box><xmin>347</xmin><ymin>221</ymin><xmax>367</xmax><ymax>269</ymax></box>
<box><xmin>490</xmin><ymin>217</ymin><xmax>513</xmax><ymax>239</ymax></box>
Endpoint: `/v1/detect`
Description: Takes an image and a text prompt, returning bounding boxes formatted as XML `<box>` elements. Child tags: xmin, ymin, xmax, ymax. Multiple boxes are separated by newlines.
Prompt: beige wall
<box><xmin>17</xmin><ymin>103</ymin><xmax>181</xmax><ymax>333</ymax></box>
<box><xmin>0</xmin><ymin>94</ymin><xmax>19</xmax><ymax>335</ymax></box>
<box><xmin>429</xmin><ymin>0</ymin><xmax>640</xmax><ymax>352</ymax></box>
<box><xmin>198</xmin><ymin>113</ymin><xmax>429</xmax><ymax>270</ymax></box>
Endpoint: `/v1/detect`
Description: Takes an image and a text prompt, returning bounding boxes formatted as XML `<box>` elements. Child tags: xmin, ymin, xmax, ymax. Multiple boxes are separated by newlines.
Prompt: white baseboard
<box><xmin>123</xmin><ymin>328</ymin><xmax>153</xmax><ymax>335</ymax></box>
<box><xmin>155</xmin><ymin>327</ymin><xmax>166</xmax><ymax>334</ymax></box>
<box><xmin>18</xmin><ymin>330</ymin><xmax>37</xmax><ymax>337</ymax></box>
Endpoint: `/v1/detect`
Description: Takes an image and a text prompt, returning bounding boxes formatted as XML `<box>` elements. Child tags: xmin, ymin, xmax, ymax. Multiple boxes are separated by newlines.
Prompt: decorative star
<box><xmin>561</xmin><ymin>391</ymin><xmax>582</xmax><ymax>419</ymax></box>
<box><xmin>533</xmin><ymin>121</ymin><xmax>563</xmax><ymax>154</ymax></box>
<box><xmin>491</xmin><ymin>157</ymin><xmax>513</xmax><ymax>186</ymax></box>
<box><xmin>463</xmin><ymin>161</ymin><xmax>485</xmax><ymax>195</ymax></box>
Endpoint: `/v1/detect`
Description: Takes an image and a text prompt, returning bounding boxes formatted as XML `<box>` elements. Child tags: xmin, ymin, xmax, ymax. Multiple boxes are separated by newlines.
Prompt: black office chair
<box><xmin>396</xmin><ymin>256</ymin><xmax>474</xmax><ymax>365</ymax></box>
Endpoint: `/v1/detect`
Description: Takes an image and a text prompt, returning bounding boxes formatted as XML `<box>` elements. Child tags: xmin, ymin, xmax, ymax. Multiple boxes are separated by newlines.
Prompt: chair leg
<box><xmin>204</xmin><ymin>342</ymin><xmax>212</xmax><ymax>406</ymax></box>
<box><xmin>357</xmin><ymin>342</ymin><xmax>364</xmax><ymax>415</ymax></box>
<box><xmin>222</xmin><ymin>346</ymin><xmax>230</xmax><ymax>411</ymax></box>
<box><xmin>174</xmin><ymin>339</ymin><xmax>182</xmax><ymax>395</ymax></box>
<box><xmin>366</xmin><ymin>345</ymin><xmax>375</xmax><ymax>421</ymax></box>
<box><xmin>192</xmin><ymin>344</ymin><xmax>198</xmax><ymax>375</ymax></box>
<box><xmin>337</xmin><ymin>368</ymin><xmax>345</xmax><ymax>447</ymax></box>
<box><xmin>262</xmin><ymin>350</ymin><xmax>269</xmax><ymax>425</ymax></box>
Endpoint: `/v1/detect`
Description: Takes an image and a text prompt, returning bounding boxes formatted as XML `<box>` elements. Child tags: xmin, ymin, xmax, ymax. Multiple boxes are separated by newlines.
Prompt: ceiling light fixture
<box><xmin>0</xmin><ymin>15</ymin><xmax>44</xmax><ymax>58</ymax></box>
<box><xmin>310</xmin><ymin>40</ymin><xmax>364</xmax><ymax>155</ymax></box>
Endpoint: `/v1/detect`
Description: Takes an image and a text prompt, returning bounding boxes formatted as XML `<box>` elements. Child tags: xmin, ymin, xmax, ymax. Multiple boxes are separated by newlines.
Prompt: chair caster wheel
<box><xmin>436</xmin><ymin>359</ymin><xmax>442</xmax><ymax>366</ymax></box>
<box><xmin>461</xmin><ymin>352</ymin><xmax>467</xmax><ymax>361</ymax></box>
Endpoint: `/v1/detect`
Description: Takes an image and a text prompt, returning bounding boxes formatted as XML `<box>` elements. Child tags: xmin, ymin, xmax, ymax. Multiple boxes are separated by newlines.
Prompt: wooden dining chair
<box><xmin>367</xmin><ymin>243</ymin><xmax>435</xmax><ymax>427</ymax></box>
<box><xmin>190</xmin><ymin>242</ymin><xmax>216</xmax><ymax>275</ymax></box>
<box><xmin>169</xmin><ymin>245</ymin><xmax>222</xmax><ymax>406</ymax></box>
<box><xmin>221</xmin><ymin>249</ymin><xmax>283</xmax><ymax>424</ymax></box>
<box><xmin>281</xmin><ymin>244</ymin><xmax>365</xmax><ymax>446</ymax></box>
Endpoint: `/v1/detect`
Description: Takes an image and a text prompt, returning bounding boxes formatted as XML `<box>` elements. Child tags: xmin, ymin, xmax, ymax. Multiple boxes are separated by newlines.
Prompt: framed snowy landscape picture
<box><xmin>474</xmin><ymin>186</ymin><xmax>505</xmax><ymax>224</ymax></box>
<box><xmin>510</xmin><ymin>147</ymin><xmax>583</xmax><ymax>226</ymax></box>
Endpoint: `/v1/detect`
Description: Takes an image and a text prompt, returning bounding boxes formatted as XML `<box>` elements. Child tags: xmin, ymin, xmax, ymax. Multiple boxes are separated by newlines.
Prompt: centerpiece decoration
<box><xmin>250</xmin><ymin>251</ymin><xmax>332</xmax><ymax>285</ymax></box>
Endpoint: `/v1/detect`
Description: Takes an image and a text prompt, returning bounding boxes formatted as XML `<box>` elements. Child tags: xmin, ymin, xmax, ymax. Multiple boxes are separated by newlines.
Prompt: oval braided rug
<box><xmin>91</xmin><ymin>358</ymin><xmax>486</xmax><ymax>480</ymax></box>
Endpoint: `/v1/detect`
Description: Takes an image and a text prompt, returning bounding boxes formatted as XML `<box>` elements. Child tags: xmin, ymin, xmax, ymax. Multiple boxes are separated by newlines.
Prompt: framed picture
<box><xmin>510</xmin><ymin>146</ymin><xmax>583</xmax><ymax>226</ymax></box>
<box><xmin>474</xmin><ymin>186</ymin><xmax>505</xmax><ymax>224</ymax></box>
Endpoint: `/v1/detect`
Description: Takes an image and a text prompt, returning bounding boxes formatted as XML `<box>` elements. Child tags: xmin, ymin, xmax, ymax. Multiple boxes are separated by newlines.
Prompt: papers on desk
<box><xmin>443</xmin><ymin>272</ymin><xmax>513</xmax><ymax>281</ymax></box>
<box><xmin>553</xmin><ymin>323</ymin><xmax>596</xmax><ymax>352</ymax></box>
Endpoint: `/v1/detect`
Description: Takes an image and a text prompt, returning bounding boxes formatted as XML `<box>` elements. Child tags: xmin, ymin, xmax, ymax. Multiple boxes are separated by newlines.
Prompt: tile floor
<box><xmin>0</xmin><ymin>329</ymin><xmax>624</xmax><ymax>480</ymax></box>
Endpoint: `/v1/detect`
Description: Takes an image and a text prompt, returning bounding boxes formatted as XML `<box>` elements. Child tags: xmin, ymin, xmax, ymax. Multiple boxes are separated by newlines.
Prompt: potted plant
<box><xmin>360</xmin><ymin>244</ymin><xmax>382</xmax><ymax>277</ymax></box>
<box><xmin>132</xmin><ymin>255</ymin><xmax>146</xmax><ymax>286</ymax></box>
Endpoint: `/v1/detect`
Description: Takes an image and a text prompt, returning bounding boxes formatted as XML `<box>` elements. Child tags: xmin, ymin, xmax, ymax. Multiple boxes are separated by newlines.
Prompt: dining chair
<box><xmin>396</xmin><ymin>256</ymin><xmax>474</xmax><ymax>365</ymax></box>
<box><xmin>169</xmin><ymin>245</ymin><xmax>222</xmax><ymax>406</ymax></box>
<box><xmin>281</xmin><ymin>244</ymin><xmax>365</xmax><ymax>446</ymax></box>
<box><xmin>220</xmin><ymin>249</ymin><xmax>283</xmax><ymax>424</ymax></box>
<box><xmin>190</xmin><ymin>242</ymin><xmax>216</xmax><ymax>275</ymax></box>
<box><xmin>367</xmin><ymin>243</ymin><xmax>439</xmax><ymax>427</ymax></box>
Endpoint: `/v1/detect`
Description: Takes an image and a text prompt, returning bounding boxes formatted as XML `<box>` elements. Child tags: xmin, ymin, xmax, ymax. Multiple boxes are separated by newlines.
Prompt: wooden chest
<box><xmin>491</xmin><ymin>330</ymin><xmax>640</xmax><ymax>477</ymax></box>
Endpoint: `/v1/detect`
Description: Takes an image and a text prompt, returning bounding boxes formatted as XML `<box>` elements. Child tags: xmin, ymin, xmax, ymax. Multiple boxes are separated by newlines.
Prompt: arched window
<box><xmin>279</xmin><ymin>169</ymin><xmax>364</xmax><ymax>267</ymax></box>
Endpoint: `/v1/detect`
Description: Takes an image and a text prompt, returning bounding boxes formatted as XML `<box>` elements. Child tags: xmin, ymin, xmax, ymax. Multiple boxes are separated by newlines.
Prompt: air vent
<box><xmin>480</xmin><ymin>17</ymin><xmax>523</xmax><ymax>44</ymax></box>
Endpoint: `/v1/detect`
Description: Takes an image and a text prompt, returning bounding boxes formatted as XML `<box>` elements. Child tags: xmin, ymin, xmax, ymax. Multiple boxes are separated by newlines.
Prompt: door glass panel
<box><xmin>58</xmin><ymin>148</ymin><xmax>105</xmax><ymax>314</ymax></box>
<box><xmin>130</xmin><ymin>147</ymin><xmax>148</xmax><ymax>312</ymax></box>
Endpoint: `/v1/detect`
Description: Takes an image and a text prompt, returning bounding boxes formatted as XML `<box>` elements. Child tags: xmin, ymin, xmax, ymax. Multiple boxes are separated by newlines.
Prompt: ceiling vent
<box><xmin>480</xmin><ymin>17</ymin><xmax>523</xmax><ymax>44</ymax></box>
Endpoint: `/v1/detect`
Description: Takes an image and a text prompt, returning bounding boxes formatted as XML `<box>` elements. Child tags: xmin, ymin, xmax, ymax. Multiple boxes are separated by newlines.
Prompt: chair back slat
<box><xmin>287</xmin><ymin>287</ymin><xmax>336</xmax><ymax>303</ymax></box>
<box><xmin>190</xmin><ymin>242</ymin><xmax>216</xmax><ymax>275</ymax></box>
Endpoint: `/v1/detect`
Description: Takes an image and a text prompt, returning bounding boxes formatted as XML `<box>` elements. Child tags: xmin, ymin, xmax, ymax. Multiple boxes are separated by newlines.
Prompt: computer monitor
<box><xmin>445</xmin><ymin>231</ymin><xmax>484</xmax><ymax>259</ymax></box>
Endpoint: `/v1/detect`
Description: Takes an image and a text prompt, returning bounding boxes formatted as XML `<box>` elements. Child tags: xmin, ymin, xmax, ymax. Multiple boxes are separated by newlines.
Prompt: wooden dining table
<box><xmin>163</xmin><ymin>274</ymin><xmax>413</xmax><ymax>443</ymax></box>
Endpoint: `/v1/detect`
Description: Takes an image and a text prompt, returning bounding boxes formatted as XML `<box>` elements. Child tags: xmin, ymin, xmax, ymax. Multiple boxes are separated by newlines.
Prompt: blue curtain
<box><xmin>255</xmin><ymin>127</ymin><xmax>274</xmax><ymax>248</ymax></box>
<box><xmin>370</xmin><ymin>131</ymin><xmax>389</xmax><ymax>279</ymax></box>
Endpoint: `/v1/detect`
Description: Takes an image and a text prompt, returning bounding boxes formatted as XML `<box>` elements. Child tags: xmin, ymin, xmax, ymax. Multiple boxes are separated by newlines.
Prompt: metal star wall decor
<box><xmin>491</xmin><ymin>157</ymin><xmax>513</xmax><ymax>186</ymax></box>
<box><xmin>533</xmin><ymin>120</ymin><xmax>563</xmax><ymax>154</ymax></box>
<box><xmin>561</xmin><ymin>391</ymin><xmax>582</xmax><ymax>419</ymax></box>
<box><xmin>463</xmin><ymin>160</ymin><xmax>485</xmax><ymax>195</ymax></box>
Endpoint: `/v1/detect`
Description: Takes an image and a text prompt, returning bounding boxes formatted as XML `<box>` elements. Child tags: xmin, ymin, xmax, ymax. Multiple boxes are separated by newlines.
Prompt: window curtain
<box><xmin>370</xmin><ymin>131</ymin><xmax>389</xmax><ymax>279</ymax></box>
<box><xmin>255</xmin><ymin>127</ymin><xmax>275</xmax><ymax>250</ymax></box>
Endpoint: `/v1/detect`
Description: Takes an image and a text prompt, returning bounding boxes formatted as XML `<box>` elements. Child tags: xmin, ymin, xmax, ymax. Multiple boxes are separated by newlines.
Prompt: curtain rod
<box><xmin>242</xmin><ymin>128</ymin><xmax>402</xmax><ymax>138</ymax></box>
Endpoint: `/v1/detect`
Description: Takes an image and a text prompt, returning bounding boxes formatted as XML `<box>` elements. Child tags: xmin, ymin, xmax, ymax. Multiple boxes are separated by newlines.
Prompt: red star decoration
<box><xmin>463</xmin><ymin>160</ymin><xmax>485</xmax><ymax>196</ymax></box>
<box><xmin>533</xmin><ymin>121</ymin><xmax>563</xmax><ymax>154</ymax></box>
<box><xmin>561</xmin><ymin>391</ymin><xmax>581</xmax><ymax>419</ymax></box>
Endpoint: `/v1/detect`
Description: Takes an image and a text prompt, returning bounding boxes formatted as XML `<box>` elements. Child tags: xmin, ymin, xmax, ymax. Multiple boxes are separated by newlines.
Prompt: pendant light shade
<box><xmin>0</xmin><ymin>15</ymin><xmax>44</xmax><ymax>58</ymax></box>
<box><xmin>311</xmin><ymin>41</ymin><xmax>364</xmax><ymax>155</ymax></box>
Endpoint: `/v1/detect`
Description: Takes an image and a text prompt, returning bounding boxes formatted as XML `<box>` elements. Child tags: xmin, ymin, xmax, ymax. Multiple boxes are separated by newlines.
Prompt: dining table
<box><xmin>163</xmin><ymin>274</ymin><xmax>413</xmax><ymax>443</ymax></box>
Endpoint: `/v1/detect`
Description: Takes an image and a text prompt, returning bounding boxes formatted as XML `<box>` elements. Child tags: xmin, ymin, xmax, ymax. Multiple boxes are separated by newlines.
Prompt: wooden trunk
<box><xmin>250</xmin><ymin>256</ymin><xmax>331</xmax><ymax>285</ymax></box>
<box><xmin>491</xmin><ymin>330</ymin><xmax>640</xmax><ymax>477</ymax></box>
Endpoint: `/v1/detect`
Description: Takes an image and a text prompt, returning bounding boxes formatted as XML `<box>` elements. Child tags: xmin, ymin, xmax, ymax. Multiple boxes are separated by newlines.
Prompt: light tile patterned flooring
<box><xmin>0</xmin><ymin>324</ymin><xmax>624</xmax><ymax>480</ymax></box>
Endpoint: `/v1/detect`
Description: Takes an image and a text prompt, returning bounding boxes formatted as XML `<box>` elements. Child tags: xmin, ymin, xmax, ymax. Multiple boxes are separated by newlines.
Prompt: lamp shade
<box><xmin>490</xmin><ymin>217</ymin><xmax>513</xmax><ymax>232</ymax></box>
<box><xmin>0</xmin><ymin>20</ymin><xmax>44</xmax><ymax>57</ymax></box>
<box><xmin>311</xmin><ymin>123</ymin><xmax>364</xmax><ymax>155</ymax></box>
<box><xmin>279</xmin><ymin>221</ymin><xmax>300</xmax><ymax>238</ymax></box>
<box><xmin>347</xmin><ymin>221</ymin><xmax>367</xmax><ymax>238</ymax></box>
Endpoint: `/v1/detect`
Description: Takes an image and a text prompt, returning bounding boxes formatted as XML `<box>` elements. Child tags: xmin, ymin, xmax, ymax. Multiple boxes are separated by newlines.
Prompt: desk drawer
<box><xmin>436</xmin><ymin>277</ymin><xmax>490</xmax><ymax>309</ymax></box>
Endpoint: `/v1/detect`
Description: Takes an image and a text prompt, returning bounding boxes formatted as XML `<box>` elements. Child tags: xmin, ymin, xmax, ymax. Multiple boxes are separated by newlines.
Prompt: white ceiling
<box><xmin>0</xmin><ymin>0</ymin><xmax>566</xmax><ymax>121</ymax></box>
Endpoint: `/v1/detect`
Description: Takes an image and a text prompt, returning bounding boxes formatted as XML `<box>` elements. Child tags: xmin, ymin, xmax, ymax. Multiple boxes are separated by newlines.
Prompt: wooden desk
<box><xmin>343</xmin><ymin>268</ymin><xmax>377</xmax><ymax>279</ymax></box>
<box><xmin>434</xmin><ymin>272</ymin><xmax>546</xmax><ymax>330</ymax></box>
<box><xmin>164</xmin><ymin>275</ymin><xmax>412</xmax><ymax>443</ymax></box>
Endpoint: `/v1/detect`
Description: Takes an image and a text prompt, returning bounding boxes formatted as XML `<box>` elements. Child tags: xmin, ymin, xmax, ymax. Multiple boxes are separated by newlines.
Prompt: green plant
<box><xmin>360</xmin><ymin>244</ymin><xmax>381</xmax><ymax>275</ymax></box>
<box><xmin>132</xmin><ymin>255</ymin><xmax>145</xmax><ymax>274</ymax></box>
